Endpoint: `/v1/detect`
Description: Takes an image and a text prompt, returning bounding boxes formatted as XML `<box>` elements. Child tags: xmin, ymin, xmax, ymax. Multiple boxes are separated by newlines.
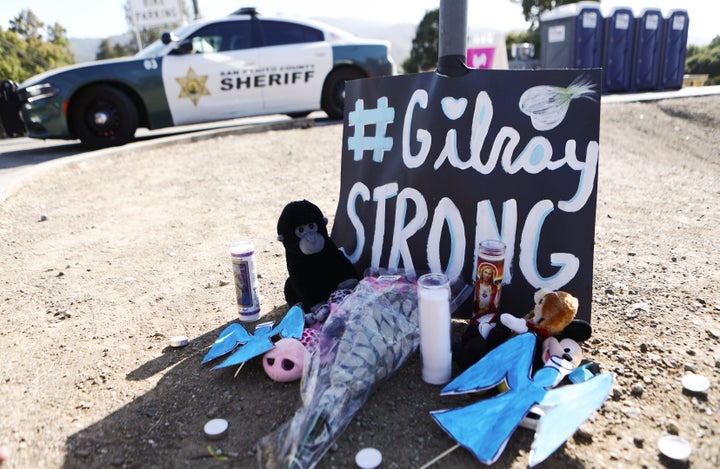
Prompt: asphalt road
<box><xmin>0</xmin><ymin>111</ymin><xmax>328</xmax><ymax>203</ymax></box>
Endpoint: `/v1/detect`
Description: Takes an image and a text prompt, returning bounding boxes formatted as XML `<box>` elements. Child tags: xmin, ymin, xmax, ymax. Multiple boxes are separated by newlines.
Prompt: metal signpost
<box><xmin>128</xmin><ymin>0</ymin><xmax>184</xmax><ymax>49</ymax></box>
<box><xmin>438</xmin><ymin>0</ymin><xmax>468</xmax><ymax>76</ymax></box>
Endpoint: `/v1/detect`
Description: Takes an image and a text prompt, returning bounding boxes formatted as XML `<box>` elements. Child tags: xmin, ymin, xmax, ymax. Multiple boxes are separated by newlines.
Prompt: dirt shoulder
<box><xmin>0</xmin><ymin>96</ymin><xmax>719</xmax><ymax>468</ymax></box>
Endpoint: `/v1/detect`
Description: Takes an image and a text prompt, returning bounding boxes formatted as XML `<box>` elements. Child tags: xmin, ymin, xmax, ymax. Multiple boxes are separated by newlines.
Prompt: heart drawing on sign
<box><xmin>441</xmin><ymin>97</ymin><xmax>468</xmax><ymax>120</ymax></box>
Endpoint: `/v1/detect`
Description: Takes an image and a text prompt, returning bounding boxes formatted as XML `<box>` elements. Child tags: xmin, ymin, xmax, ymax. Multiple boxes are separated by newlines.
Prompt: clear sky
<box><xmin>0</xmin><ymin>0</ymin><xmax>715</xmax><ymax>45</ymax></box>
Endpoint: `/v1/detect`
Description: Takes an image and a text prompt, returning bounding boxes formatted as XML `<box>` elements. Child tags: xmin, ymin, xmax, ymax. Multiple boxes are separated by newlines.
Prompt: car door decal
<box><xmin>175</xmin><ymin>67</ymin><xmax>211</xmax><ymax>106</ymax></box>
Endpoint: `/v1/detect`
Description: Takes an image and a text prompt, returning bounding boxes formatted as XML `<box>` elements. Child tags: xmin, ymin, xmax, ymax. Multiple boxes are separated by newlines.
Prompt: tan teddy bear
<box><xmin>500</xmin><ymin>288</ymin><xmax>579</xmax><ymax>338</ymax></box>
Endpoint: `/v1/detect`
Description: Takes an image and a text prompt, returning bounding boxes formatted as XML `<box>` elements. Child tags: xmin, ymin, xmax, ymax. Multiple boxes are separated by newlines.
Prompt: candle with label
<box><xmin>473</xmin><ymin>239</ymin><xmax>506</xmax><ymax>318</ymax></box>
<box><xmin>230</xmin><ymin>237</ymin><xmax>261</xmax><ymax>322</ymax></box>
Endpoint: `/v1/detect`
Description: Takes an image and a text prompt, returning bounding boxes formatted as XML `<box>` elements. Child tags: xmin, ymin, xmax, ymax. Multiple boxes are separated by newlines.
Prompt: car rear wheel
<box><xmin>70</xmin><ymin>85</ymin><xmax>138</xmax><ymax>148</ymax></box>
<box><xmin>321</xmin><ymin>68</ymin><xmax>365</xmax><ymax>120</ymax></box>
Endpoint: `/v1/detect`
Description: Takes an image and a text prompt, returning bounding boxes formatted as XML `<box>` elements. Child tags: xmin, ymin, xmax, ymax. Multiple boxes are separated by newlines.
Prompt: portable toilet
<box><xmin>540</xmin><ymin>1</ymin><xmax>604</xmax><ymax>69</ymax></box>
<box><xmin>602</xmin><ymin>7</ymin><xmax>635</xmax><ymax>93</ymax></box>
<box><xmin>660</xmin><ymin>9</ymin><xmax>690</xmax><ymax>90</ymax></box>
<box><xmin>631</xmin><ymin>8</ymin><xmax>664</xmax><ymax>91</ymax></box>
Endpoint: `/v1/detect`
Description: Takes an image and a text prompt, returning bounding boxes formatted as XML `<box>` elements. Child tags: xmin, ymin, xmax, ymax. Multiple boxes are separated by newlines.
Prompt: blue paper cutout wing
<box><xmin>201</xmin><ymin>323</ymin><xmax>253</xmax><ymax>364</ymax></box>
<box><xmin>528</xmin><ymin>373</ymin><xmax>614</xmax><ymax>467</ymax></box>
<box><xmin>441</xmin><ymin>332</ymin><xmax>537</xmax><ymax>395</ymax></box>
<box><xmin>433</xmin><ymin>385</ymin><xmax>543</xmax><ymax>465</ymax></box>
<box><xmin>431</xmin><ymin>333</ymin><xmax>544</xmax><ymax>465</ymax></box>
<box><xmin>214</xmin><ymin>304</ymin><xmax>305</xmax><ymax>369</ymax></box>
<box><xmin>277</xmin><ymin>304</ymin><xmax>305</xmax><ymax>339</ymax></box>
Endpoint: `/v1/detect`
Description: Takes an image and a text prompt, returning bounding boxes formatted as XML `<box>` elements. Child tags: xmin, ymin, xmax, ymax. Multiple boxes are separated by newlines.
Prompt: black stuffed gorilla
<box><xmin>277</xmin><ymin>200</ymin><xmax>360</xmax><ymax>311</ymax></box>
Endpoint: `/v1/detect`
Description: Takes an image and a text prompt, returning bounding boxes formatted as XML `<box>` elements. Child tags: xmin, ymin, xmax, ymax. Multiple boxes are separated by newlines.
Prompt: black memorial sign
<box><xmin>330</xmin><ymin>69</ymin><xmax>601</xmax><ymax>322</ymax></box>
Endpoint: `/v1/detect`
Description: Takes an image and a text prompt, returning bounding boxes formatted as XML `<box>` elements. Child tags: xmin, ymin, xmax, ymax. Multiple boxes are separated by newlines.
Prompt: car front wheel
<box><xmin>321</xmin><ymin>68</ymin><xmax>365</xmax><ymax>120</ymax></box>
<box><xmin>70</xmin><ymin>85</ymin><xmax>138</xmax><ymax>148</ymax></box>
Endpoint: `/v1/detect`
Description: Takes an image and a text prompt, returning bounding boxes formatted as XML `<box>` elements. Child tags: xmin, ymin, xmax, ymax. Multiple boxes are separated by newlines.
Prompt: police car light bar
<box><xmin>231</xmin><ymin>7</ymin><xmax>258</xmax><ymax>17</ymax></box>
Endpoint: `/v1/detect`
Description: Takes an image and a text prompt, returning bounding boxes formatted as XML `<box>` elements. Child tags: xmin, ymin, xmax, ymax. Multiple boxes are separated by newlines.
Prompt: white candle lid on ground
<box><xmin>204</xmin><ymin>418</ymin><xmax>228</xmax><ymax>440</ymax></box>
<box><xmin>658</xmin><ymin>435</ymin><xmax>691</xmax><ymax>460</ymax></box>
<box><xmin>355</xmin><ymin>447</ymin><xmax>382</xmax><ymax>468</ymax></box>
<box><xmin>681</xmin><ymin>373</ymin><xmax>710</xmax><ymax>393</ymax></box>
<box><xmin>169</xmin><ymin>336</ymin><xmax>189</xmax><ymax>347</ymax></box>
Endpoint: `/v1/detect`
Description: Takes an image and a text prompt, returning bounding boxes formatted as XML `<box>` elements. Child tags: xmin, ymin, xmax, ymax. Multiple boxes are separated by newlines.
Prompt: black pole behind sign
<box><xmin>437</xmin><ymin>0</ymin><xmax>469</xmax><ymax>76</ymax></box>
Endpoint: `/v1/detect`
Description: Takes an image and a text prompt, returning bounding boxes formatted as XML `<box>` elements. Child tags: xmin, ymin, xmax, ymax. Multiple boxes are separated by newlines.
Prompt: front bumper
<box><xmin>0</xmin><ymin>80</ymin><xmax>28</xmax><ymax>137</ymax></box>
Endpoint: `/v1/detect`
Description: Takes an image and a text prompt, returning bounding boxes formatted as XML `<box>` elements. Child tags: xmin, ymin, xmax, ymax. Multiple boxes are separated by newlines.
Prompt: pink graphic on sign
<box><xmin>467</xmin><ymin>47</ymin><xmax>496</xmax><ymax>69</ymax></box>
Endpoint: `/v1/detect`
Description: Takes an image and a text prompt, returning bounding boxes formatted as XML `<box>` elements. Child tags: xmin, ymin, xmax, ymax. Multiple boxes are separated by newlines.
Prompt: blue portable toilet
<box><xmin>603</xmin><ymin>7</ymin><xmax>635</xmax><ymax>93</ymax></box>
<box><xmin>540</xmin><ymin>2</ymin><xmax>604</xmax><ymax>69</ymax></box>
<box><xmin>660</xmin><ymin>9</ymin><xmax>690</xmax><ymax>90</ymax></box>
<box><xmin>631</xmin><ymin>8</ymin><xmax>664</xmax><ymax>91</ymax></box>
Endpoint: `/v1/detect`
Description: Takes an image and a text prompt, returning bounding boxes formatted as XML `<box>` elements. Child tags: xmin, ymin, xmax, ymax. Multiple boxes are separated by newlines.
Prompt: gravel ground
<box><xmin>0</xmin><ymin>94</ymin><xmax>719</xmax><ymax>468</ymax></box>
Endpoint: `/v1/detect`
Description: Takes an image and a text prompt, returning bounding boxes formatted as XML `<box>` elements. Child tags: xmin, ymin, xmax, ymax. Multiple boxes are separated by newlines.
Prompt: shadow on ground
<box><xmin>62</xmin><ymin>308</ymin><xmax>594</xmax><ymax>469</ymax></box>
<box><xmin>62</xmin><ymin>306</ymin><xmax>302</xmax><ymax>468</ymax></box>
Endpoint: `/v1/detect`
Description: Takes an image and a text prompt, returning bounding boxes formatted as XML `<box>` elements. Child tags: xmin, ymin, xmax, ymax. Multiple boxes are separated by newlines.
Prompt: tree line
<box><xmin>686</xmin><ymin>37</ymin><xmax>720</xmax><ymax>85</ymax></box>
<box><xmin>0</xmin><ymin>4</ymin><xmax>182</xmax><ymax>87</ymax></box>
<box><xmin>0</xmin><ymin>10</ymin><xmax>74</xmax><ymax>84</ymax></box>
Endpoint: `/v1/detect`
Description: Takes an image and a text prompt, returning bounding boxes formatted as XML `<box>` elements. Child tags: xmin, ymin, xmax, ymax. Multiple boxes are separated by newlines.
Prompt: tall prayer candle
<box><xmin>230</xmin><ymin>237</ymin><xmax>261</xmax><ymax>322</ymax></box>
<box><xmin>418</xmin><ymin>273</ymin><xmax>452</xmax><ymax>385</ymax></box>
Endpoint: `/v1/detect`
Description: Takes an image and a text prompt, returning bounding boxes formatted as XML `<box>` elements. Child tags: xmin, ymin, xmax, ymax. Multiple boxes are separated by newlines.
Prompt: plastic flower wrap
<box><xmin>256</xmin><ymin>275</ymin><xmax>419</xmax><ymax>468</ymax></box>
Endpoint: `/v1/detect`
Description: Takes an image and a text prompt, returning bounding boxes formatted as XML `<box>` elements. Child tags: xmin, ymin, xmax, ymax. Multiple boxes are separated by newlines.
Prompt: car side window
<box><xmin>188</xmin><ymin>21</ymin><xmax>253</xmax><ymax>53</ymax></box>
<box><xmin>260</xmin><ymin>20</ymin><xmax>324</xmax><ymax>46</ymax></box>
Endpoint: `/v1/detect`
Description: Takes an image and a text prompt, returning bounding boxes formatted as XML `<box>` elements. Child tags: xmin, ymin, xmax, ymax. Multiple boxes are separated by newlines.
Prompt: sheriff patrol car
<box><xmin>0</xmin><ymin>7</ymin><xmax>395</xmax><ymax>148</ymax></box>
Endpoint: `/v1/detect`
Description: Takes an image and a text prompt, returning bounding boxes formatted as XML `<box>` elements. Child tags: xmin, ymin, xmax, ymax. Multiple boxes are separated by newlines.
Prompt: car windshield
<box><xmin>135</xmin><ymin>24</ymin><xmax>196</xmax><ymax>58</ymax></box>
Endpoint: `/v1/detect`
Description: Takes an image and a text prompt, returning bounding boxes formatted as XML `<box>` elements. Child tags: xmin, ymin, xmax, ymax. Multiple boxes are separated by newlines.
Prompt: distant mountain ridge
<box><xmin>69</xmin><ymin>34</ymin><xmax>132</xmax><ymax>63</ymax></box>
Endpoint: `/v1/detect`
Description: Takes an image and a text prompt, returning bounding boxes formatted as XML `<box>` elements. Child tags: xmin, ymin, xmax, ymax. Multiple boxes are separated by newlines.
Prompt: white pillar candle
<box><xmin>418</xmin><ymin>273</ymin><xmax>452</xmax><ymax>385</ymax></box>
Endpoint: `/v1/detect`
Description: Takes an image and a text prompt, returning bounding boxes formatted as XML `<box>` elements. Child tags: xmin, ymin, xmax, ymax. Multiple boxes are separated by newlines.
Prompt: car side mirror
<box><xmin>177</xmin><ymin>39</ymin><xmax>194</xmax><ymax>54</ymax></box>
<box><xmin>168</xmin><ymin>39</ymin><xmax>194</xmax><ymax>55</ymax></box>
